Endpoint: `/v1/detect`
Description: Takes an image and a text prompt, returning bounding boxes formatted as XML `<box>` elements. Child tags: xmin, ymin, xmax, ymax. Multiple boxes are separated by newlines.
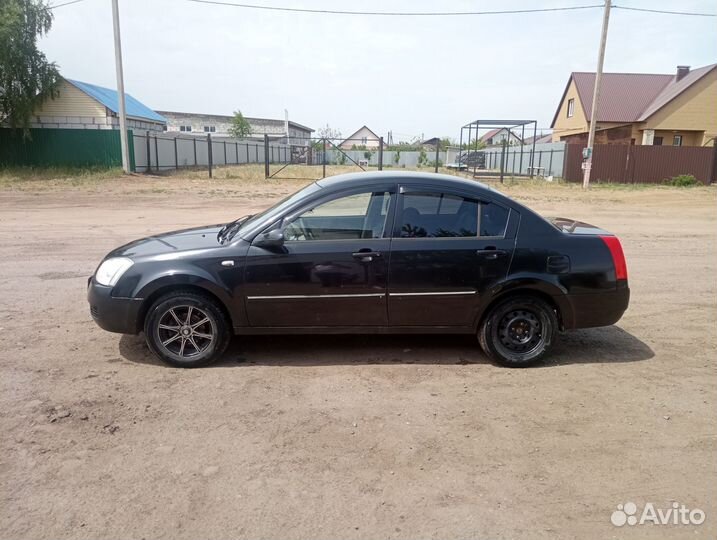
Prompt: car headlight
<box><xmin>95</xmin><ymin>257</ymin><xmax>134</xmax><ymax>286</ymax></box>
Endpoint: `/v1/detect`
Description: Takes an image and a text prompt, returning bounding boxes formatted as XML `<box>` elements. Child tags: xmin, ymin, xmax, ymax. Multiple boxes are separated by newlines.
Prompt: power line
<box><xmin>184</xmin><ymin>0</ymin><xmax>604</xmax><ymax>17</ymax></box>
<box><xmin>613</xmin><ymin>5</ymin><xmax>716</xmax><ymax>17</ymax></box>
<box><xmin>48</xmin><ymin>0</ymin><xmax>717</xmax><ymax>17</ymax></box>
<box><xmin>49</xmin><ymin>0</ymin><xmax>87</xmax><ymax>9</ymax></box>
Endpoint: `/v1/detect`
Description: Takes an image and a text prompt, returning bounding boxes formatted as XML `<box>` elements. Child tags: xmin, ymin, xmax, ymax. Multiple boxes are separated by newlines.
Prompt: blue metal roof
<box><xmin>66</xmin><ymin>79</ymin><xmax>167</xmax><ymax>124</ymax></box>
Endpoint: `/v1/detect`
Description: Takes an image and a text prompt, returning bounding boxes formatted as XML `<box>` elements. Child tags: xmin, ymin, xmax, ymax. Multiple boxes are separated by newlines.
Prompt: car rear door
<box><xmin>387</xmin><ymin>185</ymin><xmax>517</xmax><ymax>328</ymax></box>
<box><xmin>243</xmin><ymin>185</ymin><xmax>396</xmax><ymax>327</ymax></box>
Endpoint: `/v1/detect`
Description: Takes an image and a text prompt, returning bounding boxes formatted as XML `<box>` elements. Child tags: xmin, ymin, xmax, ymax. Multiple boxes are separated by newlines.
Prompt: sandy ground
<box><xmin>0</xmin><ymin>167</ymin><xmax>715</xmax><ymax>539</ymax></box>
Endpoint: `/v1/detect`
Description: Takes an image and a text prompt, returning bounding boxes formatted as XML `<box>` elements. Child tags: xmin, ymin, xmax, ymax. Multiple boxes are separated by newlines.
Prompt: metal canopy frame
<box><xmin>459</xmin><ymin>119</ymin><xmax>538</xmax><ymax>182</ymax></box>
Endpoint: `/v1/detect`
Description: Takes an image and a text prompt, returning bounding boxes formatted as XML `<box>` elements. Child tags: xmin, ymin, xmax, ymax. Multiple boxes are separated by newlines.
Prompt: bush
<box><xmin>667</xmin><ymin>174</ymin><xmax>699</xmax><ymax>187</ymax></box>
<box><xmin>417</xmin><ymin>149</ymin><xmax>428</xmax><ymax>167</ymax></box>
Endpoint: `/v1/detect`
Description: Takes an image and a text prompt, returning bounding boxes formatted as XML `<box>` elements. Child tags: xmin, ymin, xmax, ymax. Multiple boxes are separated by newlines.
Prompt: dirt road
<box><xmin>1</xmin><ymin>171</ymin><xmax>715</xmax><ymax>539</ymax></box>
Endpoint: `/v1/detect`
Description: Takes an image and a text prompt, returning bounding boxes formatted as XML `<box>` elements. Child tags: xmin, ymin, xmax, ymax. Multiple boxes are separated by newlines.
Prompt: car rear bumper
<box><xmin>564</xmin><ymin>285</ymin><xmax>630</xmax><ymax>329</ymax></box>
<box><xmin>87</xmin><ymin>277</ymin><xmax>142</xmax><ymax>334</ymax></box>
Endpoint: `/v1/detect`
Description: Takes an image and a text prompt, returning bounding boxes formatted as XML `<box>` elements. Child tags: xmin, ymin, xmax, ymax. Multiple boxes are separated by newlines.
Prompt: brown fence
<box><xmin>564</xmin><ymin>144</ymin><xmax>717</xmax><ymax>184</ymax></box>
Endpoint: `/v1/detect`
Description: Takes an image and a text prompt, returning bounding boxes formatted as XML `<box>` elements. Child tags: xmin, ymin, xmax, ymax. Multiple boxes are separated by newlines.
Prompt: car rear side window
<box><xmin>480</xmin><ymin>202</ymin><xmax>509</xmax><ymax>237</ymax></box>
<box><xmin>398</xmin><ymin>192</ymin><xmax>508</xmax><ymax>238</ymax></box>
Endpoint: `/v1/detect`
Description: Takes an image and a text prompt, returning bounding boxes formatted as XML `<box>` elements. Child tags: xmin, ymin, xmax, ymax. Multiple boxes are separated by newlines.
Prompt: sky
<box><xmin>40</xmin><ymin>0</ymin><xmax>717</xmax><ymax>142</ymax></box>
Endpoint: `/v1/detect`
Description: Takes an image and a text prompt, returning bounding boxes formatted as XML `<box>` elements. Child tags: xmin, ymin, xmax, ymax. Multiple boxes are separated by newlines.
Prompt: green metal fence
<box><xmin>0</xmin><ymin>128</ymin><xmax>135</xmax><ymax>170</ymax></box>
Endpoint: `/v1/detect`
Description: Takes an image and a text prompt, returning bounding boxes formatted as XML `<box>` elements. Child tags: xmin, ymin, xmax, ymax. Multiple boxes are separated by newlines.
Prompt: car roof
<box><xmin>316</xmin><ymin>171</ymin><xmax>510</xmax><ymax>202</ymax></box>
<box><xmin>316</xmin><ymin>171</ymin><xmax>522</xmax><ymax>206</ymax></box>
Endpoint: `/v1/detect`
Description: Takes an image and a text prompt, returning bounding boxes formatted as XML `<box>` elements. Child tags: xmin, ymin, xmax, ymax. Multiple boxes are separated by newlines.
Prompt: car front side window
<box><xmin>283</xmin><ymin>190</ymin><xmax>391</xmax><ymax>241</ymax></box>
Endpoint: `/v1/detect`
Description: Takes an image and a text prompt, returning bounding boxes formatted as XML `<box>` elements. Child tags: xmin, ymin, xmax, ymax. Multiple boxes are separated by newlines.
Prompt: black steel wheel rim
<box><xmin>497</xmin><ymin>309</ymin><xmax>543</xmax><ymax>355</ymax></box>
<box><xmin>157</xmin><ymin>305</ymin><xmax>215</xmax><ymax>358</ymax></box>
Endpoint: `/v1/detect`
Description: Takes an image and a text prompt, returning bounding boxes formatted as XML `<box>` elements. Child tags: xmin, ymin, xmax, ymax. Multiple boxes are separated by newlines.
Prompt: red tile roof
<box><xmin>479</xmin><ymin>128</ymin><xmax>502</xmax><ymax>142</ymax></box>
<box><xmin>550</xmin><ymin>64</ymin><xmax>716</xmax><ymax>127</ymax></box>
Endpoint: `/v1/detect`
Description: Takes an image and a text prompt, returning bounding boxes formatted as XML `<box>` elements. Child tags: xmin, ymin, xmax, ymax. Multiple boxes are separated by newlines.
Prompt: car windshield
<box><xmin>237</xmin><ymin>181</ymin><xmax>323</xmax><ymax>239</ymax></box>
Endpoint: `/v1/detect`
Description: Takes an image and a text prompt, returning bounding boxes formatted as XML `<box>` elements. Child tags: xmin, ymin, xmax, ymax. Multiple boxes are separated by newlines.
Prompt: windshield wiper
<box><xmin>218</xmin><ymin>215</ymin><xmax>252</xmax><ymax>243</ymax></box>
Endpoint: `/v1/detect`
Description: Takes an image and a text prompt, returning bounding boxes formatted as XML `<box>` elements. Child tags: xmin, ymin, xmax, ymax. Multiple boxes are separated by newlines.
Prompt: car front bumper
<box><xmin>87</xmin><ymin>277</ymin><xmax>143</xmax><ymax>334</ymax></box>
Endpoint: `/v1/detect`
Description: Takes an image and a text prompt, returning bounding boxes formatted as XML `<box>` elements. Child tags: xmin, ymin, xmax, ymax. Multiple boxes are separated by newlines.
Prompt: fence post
<box><xmin>193</xmin><ymin>137</ymin><xmax>197</xmax><ymax>166</ymax></box>
<box><xmin>322</xmin><ymin>138</ymin><xmax>327</xmax><ymax>179</ymax></box>
<box><xmin>264</xmin><ymin>134</ymin><xmax>270</xmax><ymax>178</ymax></box>
<box><xmin>529</xmin><ymin>149</ymin><xmax>534</xmax><ymax>178</ymax></box>
<box><xmin>434</xmin><ymin>140</ymin><xmax>440</xmax><ymax>173</ymax></box>
<box><xmin>207</xmin><ymin>133</ymin><xmax>213</xmax><ymax>178</ymax></box>
<box><xmin>174</xmin><ymin>137</ymin><xmax>178</xmax><ymax>169</ymax></box>
<box><xmin>223</xmin><ymin>140</ymin><xmax>227</xmax><ymax>165</ymax></box>
<box><xmin>711</xmin><ymin>138</ymin><xmax>717</xmax><ymax>184</ymax></box>
<box><xmin>500</xmin><ymin>140</ymin><xmax>507</xmax><ymax>184</ymax></box>
<box><xmin>549</xmin><ymin>149</ymin><xmax>554</xmax><ymax>176</ymax></box>
<box><xmin>235</xmin><ymin>142</ymin><xmax>238</xmax><ymax>164</ymax></box>
<box><xmin>538</xmin><ymin>150</ymin><xmax>543</xmax><ymax>174</ymax></box>
<box><xmin>154</xmin><ymin>134</ymin><xmax>159</xmax><ymax>172</ymax></box>
<box><xmin>145</xmin><ymin>131</ymin><xmax>151</xmax><ymax>173</ymax></box>
<box><xmin>378</xmin><ymin>137</ymin><xmax>384</xmax><ymax>171</ymax></box>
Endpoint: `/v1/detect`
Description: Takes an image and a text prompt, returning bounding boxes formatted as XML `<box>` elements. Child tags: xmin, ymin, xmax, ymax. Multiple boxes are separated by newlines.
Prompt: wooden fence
<box><xmin>564</xmin><ymin>144</ymin><xmax>717</xmax><ymax>184</ymax></box>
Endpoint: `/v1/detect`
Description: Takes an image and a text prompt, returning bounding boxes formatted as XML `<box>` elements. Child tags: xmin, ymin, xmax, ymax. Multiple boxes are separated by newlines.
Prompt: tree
<box><xmin>0</xmin><ymin>0</ymin><xmax>60</xmax><ymax>132</ymax></box>
<box><xmin>439</xmin><ymin>137</ymin><xmax>454</xmax><ymax>150</ymax></box>
<box><xmin>317</xmin><ymin>123</ymin><xmax>341</xmax><ymax>141</ymax></box>
<box><xmin>229</xmin><ymin>110</ymin><xmax>252</xmax><ymax>139</ymax></box>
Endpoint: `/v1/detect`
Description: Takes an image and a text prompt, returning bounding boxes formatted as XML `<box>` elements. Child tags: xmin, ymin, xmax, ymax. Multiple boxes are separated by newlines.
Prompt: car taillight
<box><xmin>600</xmin><ymin>235</ymin><xmax>628</xmax><ymax>281</ymax></box>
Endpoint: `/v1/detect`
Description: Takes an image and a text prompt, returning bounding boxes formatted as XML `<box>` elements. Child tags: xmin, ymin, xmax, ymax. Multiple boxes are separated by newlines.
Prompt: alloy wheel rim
<box><xmin>157</xmin><ymin>305</ymin><xmax>215</xmax><ymax>358</ymax></box>
<box><xmin>497</xmin><ymin>309</ymin><xmax>543</xmax><ymax>355</ymax></box>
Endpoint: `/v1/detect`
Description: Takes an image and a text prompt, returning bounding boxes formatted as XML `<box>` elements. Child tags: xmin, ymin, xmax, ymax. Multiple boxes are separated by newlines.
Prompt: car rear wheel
<box><xmin>478</xmin><ymin>296</ymin><xmax>557</xmax><ymax>367</ymax></box>
<box><xmin>144</xmin><ymin>291</ymin><xmax>230</xmax><ymax>368</ymax></box>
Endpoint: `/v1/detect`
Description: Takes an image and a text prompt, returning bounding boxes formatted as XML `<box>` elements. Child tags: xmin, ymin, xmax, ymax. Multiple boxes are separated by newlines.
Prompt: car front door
<box><xmin>387</xmin><ymin>185</ymin><xmax>517</xmax><ymax>328</ymax></box>
<box><xmin>243</xmin><ymin>186</ymin><xmax>395</xmax><ymax>327</ymax></box>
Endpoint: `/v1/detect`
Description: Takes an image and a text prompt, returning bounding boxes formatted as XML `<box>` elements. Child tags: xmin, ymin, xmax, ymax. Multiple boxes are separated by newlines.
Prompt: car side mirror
<box><xmin>254</xmin><ymin>228</ymin><xmax>285</xmax><ymax>248</ymax></box>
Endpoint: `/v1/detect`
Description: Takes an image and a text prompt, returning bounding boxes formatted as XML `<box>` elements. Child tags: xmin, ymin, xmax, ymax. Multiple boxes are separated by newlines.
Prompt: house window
<box><xmin>653</xmin><ymin>136</ymin><xmax>663</xmax><ymax>146</ymax></box>
<box><xmin>673</xmin><ymin>135</ymin><xmax>682</xmax><ymax>146</ymax></box>
<box><xmin>567</xmin><ymin>98</ymin><xmax>575</xmax><ymax>118</ymax></box>
<box><xmin>361</xmin><ymin>137</ymin><xmax>368</xmax><ymax>145</ymax></box>
<box><xmin>179</xmin><ymin>125</ymin><xmax>192</xmax><ymax>132</ymax></box>
<box><xmin>203</xmin><ymin>126</ymin><xmax>216</xmax><ymax>133</ymax></box>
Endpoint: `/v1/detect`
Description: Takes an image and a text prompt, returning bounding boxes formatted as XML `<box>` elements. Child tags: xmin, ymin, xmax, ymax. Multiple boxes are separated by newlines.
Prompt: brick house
<box><xmin>551</xmin><ymin>64</ymin><xmax>717</xmax><ymax>146</ymax></box>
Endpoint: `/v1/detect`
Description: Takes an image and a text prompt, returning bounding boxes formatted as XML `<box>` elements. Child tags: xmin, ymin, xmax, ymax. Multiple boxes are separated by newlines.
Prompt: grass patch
<box><xmin>0</xmin><ymin>166</ymin><xmax>123</xmax><ymax>188</ymax></box>
<box><xmin>666</xmin><ymin>174</ymin><xmax>699</xmax><ymax>187</ymax></box>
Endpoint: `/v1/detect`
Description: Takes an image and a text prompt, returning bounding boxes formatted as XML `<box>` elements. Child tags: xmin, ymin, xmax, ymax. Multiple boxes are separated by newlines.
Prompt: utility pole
<box><xmin>112</xmin><ymin>0</ymin><xmax>130</xmax><ymax>173</ymax></box>
<box><xmin>284</xmin><ymin>108</ymin><xmax>290</xmax><ymax>145</ymax></box>
<box><xmin>582</xmin><ymin>0</ymin><xmax>611</xmax><ymax>189</ymax></box>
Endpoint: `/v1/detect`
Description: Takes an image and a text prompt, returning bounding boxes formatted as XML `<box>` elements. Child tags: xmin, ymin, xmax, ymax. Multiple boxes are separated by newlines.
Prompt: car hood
<box><xmin>108</xmin><ymin>224</ymin><xmax>225</xmax><ymax>259</ymax></box>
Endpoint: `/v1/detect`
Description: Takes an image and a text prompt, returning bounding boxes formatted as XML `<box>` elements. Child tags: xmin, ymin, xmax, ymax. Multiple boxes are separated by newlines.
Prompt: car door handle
<box><xmin>476</xmin><ymin>249</ymin><xmax>507</xmax><ymax>260</ymax></box>
<box><xmin>352</xmin><ymin>251</ymin><xmax>381</xmax><ymax>262</ymax></box>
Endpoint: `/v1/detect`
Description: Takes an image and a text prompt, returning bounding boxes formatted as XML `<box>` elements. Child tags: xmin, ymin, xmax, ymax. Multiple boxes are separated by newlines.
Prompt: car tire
<box><xmin>478</xmin><ymin>296</ymin><xmax>558</xmax><ymax>367</ymax></box>
<box><xmin>144</xmin><ymin>290</ymin><xmax>231</xmax><ymax>368</ymax></box>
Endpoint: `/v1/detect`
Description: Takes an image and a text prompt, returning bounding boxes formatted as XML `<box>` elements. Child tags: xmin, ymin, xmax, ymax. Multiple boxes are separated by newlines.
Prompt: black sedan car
<box><xmin>88</xmin><ymin>172</ymin><xmax>629</xmax><ymax>368</ymax></box>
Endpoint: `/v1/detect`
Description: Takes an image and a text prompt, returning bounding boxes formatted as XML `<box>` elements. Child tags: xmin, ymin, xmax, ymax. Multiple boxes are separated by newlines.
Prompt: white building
<box><xmin>340</xmin><ymin>125</ymin><xmax>382</xmax><ymax>149</ymax></box>
<box><xmin>157</xmin><ymin>110</ymin><xmax>313</xmax><ymax>146</ymax></box>
<box><xmin>479</xmin><ymin>128</ymin><xmax>523</xmax><ymax>147</ymax></box>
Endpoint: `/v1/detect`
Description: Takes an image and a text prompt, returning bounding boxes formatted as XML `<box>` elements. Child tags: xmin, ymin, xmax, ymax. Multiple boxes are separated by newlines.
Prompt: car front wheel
<box><xmin>144</xmin><ymin>291</ymin><xmax>230</xmax><ymax>368</ymax></box>
<box><xmin>478</xmin><ymin>296</ymin><xmax>557</xmax><ymax>367</ymax></box>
